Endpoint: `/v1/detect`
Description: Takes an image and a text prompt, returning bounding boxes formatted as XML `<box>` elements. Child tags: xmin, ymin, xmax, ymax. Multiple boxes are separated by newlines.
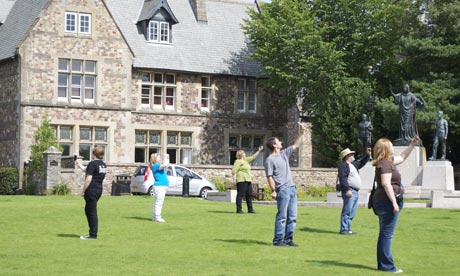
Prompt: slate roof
<box><xmin>0</xmin><ymin>0</ymin><xmax>49</xmax><ymax>61</ymax></box>
<box><xmin>0</xmin><ymin>0</ymin><xmax>15</xmax><ymax>24</ymax></box>
<box><xmin>106</xmin><ymin>0</ymin><xmax>262</xmax><ymax>77</ymax></box>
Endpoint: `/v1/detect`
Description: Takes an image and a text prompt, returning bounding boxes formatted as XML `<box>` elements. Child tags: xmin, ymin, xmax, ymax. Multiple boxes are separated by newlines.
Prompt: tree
<box><xmin>244</xmin><ymin>0</ymin><xmax>413</xmax><ymax>166</ymax></box>
<box><xmin>30</xmin><ymin>115</ymin><xmax>61</xmax><ymax>173</ymax></box>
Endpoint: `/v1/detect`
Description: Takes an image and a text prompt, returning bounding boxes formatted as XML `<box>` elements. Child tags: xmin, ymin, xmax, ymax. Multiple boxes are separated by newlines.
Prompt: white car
<box><xmin>130</xmin><ymin>164</ymin><xmax>217</xmax><ymax>199</ymax></box>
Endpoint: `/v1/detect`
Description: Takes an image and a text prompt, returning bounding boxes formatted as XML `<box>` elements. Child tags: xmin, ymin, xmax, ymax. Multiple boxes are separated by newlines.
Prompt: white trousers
<box><xmin>152</xmin><ymin>186</ymin><xmax>167</xmax><ymax>220</ymax></box>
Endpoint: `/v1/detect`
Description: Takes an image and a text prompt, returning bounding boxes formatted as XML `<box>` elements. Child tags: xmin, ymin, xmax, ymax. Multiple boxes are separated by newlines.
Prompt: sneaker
<box><xmin>273</xmin><ymin>242</ymin><xmax>287</xmax><ymax>247</ymax></box>
<box><xmin>236</xmin><ymin>210</ymin><xmax>244</xmax><ymax>214</ymax></box>
<box><xmin>340</xmin><ymin>230</ymin><xmax>357</xmax><ymax>235</ymax></box>
<box><xmin>392</xmin><ymin>268</ymin><xmax>403</xmax><ymax>273</ymax></box>
<box><xmin>80</xmin><ymin>235</ymin><xmax>97</xmax><ymax>240</ymax></box>
<box><xmin>153</xmin><ymin>218</ymin><xmax>165</xmax><ymax>223</ymax></box>
<box><xmin>248</xmin><ymin>210</ymin><xmax>256</xmax><ymax>214</ymax></box>
<box><xmin>285</xmin><ymin>241</ymin><xmax>299</xmax><ymax>247</ymax></box>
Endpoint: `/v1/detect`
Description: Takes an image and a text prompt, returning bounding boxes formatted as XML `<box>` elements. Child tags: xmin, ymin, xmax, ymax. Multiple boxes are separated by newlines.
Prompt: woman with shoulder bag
<box><xmin>371</xmin><ymin>136</ymin><xmax>419</xmax><ymax>273</ymax></box>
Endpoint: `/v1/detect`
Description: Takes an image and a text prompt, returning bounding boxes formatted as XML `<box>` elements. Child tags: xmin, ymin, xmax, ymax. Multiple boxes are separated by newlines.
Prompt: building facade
<box><xmin>0</xmin><ymin>0</ymin><xmax>312</xmax><ymax>192</ymax></box>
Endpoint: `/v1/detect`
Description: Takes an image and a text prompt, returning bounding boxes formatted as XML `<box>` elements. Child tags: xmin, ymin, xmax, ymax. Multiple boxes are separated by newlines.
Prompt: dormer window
<box><xmin>137</xmin><ymin>0</ymin><xmax>178</xmax><ymax>44</ymax></box>
<box><xmin>148</xmin><ymin>21</ymin><xmax>170</xmax><ymax>43</ymax></box>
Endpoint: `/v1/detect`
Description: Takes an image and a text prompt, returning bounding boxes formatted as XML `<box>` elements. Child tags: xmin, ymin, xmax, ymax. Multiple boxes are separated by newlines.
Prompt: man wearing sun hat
<box><xmin>338</xmin><ymin>147</ymin><xmax>371</xmax><ymax>235</ymax></box>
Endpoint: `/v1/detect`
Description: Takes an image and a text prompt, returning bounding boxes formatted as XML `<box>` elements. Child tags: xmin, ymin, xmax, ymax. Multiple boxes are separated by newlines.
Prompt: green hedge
<box><xmin>0</xmin><ymin>167</ymin><xmax>19</xmax><ymax>195</ymax></box>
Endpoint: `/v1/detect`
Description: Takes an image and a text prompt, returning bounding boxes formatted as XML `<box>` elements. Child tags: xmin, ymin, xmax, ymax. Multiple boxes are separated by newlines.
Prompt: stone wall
<box><xmin>61</xmin><ymin>163</ymin><xmax>337</xmax><ymax>195</ymax></box>
<box><xmin>0</xmin><ymin>58</ymin><xmax>19</xmax><ymax>168</ymax></box>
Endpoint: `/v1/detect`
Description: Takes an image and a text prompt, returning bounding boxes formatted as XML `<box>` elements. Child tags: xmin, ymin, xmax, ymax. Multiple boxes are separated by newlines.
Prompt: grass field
<box><xmin>1</xmin><ymin>195</ymin><xmax>459</xmax><ymax>276</ymax></box>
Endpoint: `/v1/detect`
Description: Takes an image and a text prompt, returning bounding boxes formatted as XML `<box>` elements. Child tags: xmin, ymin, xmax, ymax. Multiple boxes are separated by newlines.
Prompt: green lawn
<box><xmin>1</xmin><ymin>196</ymin><xmax>459</xmax><ymax>276</ymax></box>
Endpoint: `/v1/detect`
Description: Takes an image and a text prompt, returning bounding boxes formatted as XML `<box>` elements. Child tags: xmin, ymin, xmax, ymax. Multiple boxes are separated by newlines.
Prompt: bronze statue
<box><xmin>429</xmin><ymin>111</ymin><xmax>448</xmax><ymax>160</ymax></box>
<box><xmin>358</xmin><ymin>114</ymin><xmax>373</xmax><ymax>156</ymax></box>
<box><xmin>391</xmin><ymin>84</ymin><xmax>425</xmax><ymax>146</ymax></box>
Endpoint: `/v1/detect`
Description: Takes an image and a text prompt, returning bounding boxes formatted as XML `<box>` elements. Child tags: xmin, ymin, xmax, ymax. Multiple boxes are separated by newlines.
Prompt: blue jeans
<box><xmin>273</xmin><ymin>186</ymin><xmax>297</xmax><ymax>245</ymax></box>
<box><xmin>373</xmin><ymin>199</ymin><xmax>404</xmax><ymax>272</ymax></box>
<box><xmin>340</xmin><ymin>189</ymin><xmax>359</xmax><ymax>233</ymax></box>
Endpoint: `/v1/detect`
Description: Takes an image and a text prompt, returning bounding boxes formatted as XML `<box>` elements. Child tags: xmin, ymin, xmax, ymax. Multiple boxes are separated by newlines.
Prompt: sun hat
<box><xmin>340</xmin><ymin>148</ymin><xmax>355</xmax><ymax>160</ymax></box>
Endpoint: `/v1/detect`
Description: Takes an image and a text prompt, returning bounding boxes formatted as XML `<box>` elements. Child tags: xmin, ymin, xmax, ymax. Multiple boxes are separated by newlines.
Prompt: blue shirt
<box><xmin>152</xmin><ymin>163</ymin><xmax>169</xmax><ymax>187</ymax></box>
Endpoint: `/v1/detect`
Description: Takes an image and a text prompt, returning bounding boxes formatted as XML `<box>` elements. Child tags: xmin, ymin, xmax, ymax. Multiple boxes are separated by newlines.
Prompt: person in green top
<box><xmin>232</xmin><ymin>146</ymin><xmax>263</xmax><ymax>214</ymax></box>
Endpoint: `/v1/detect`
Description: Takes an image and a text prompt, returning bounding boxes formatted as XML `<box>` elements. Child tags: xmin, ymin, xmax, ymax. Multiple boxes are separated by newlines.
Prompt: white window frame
<box><xmin>58</xmin><ymin>59</ymin><xmax>96</xmax><ymax>104</ymax></box>
<box><xmin>141</xmin><ymin>72</ymin><xmax>176</xmax><ymax>110</ymax></box>
<box><xmin>134</xmin><ymin>130</ymin><xmax>192</xmax><ymax>164</ymax></box>
<box><xmin>148</xmin><ymin>20</ymin><xmax>171</xmax><ymax>43</ymax></box>
<box><xmin>237</xmin><ymin>79</ymin><xmax>257</xmax><ymax>113</ymax></box>
<box><xmin>65</xmin><ymin>12</ymin><xmax>92</xmax><ymax>35</ymax></box>
<box><xmin>227</xmin><ymin>133</ymin><xmax>264</xmax><ymax>166</ymax></box>
<box><xmin>201</xmin><ymin>76</ymin><xmax>212</xmax><ymax>111</ymax></box>
<box><xmin>79</xmin><ymin>126</ymin><xmax>108</xmax><ymax>161</ymax></box>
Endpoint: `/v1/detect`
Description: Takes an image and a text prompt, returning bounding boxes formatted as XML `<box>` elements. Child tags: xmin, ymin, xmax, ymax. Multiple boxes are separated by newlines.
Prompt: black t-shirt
<box><xmin>86</xmin><ymin>159</ymin><xmax>107</xmax><ymax>191</ymax></box>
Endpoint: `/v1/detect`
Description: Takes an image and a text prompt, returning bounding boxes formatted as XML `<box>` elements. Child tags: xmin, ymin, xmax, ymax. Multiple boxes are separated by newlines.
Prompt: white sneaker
<box><xmin>393</xmin><ymin>268</ymin><xmax>403</xmax><ymax>273</ymax></box>
<box><xmin>154</xmin><ymin>218</ymin><xmax>165</xmax><ymax>223</ymax></box>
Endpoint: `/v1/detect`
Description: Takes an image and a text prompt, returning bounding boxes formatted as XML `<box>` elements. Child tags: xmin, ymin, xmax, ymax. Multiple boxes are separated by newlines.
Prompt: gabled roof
<box><xmin>106</xmin><ymin>0</ymin><xmax>262</xmax><ymax>77</ymax></box>
<box><xmin>0</xmin><ymin>0</ymin><xmax>15</xmax><ymax>24</ymax></box>
<box><xmin>137</xmin><ymin>0</ymin><xmax>178</xmax><ymax>24</ymax></box>
<box><xmin>0</xmin><ymin>0</ymin><xmax>49</xmax><ymax>61</ymax></box>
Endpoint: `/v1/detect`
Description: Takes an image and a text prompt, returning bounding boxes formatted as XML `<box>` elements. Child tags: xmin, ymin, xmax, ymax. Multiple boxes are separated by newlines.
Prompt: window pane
<box><xmin>80</xmin><ymin>127</ymin><xmax>91</xmax><ymax>141</ymax></box>
<box><xmin>71</xmin><ymin>75</ymin><xmax>82</xmax><ymax>98</ymax></box>
<box><xmin>237</xmin><ymin>91</ymin><xmax>245</xmax><ymax>110</ymax></box>
<box><xmin>60</xmin><ymin>144</ymin><xmax>71</xmax><ymax>156</ymax></box>
<box><xmin>84</xmin><ymin>76</ymin><xmax>95</xmax><ymax>99</ymax></box>
<box><xmin>141</xmin><ymin>86</ymin><xmax>150</xmax><ymax>104</ymax></box>
<box><xmin>237</xmin><ymin>79</ymin><xmax>245</xmax><ymax>90</ymax></box>
<box><xmin>149</xmin><ymin>132</ymin><xmax>160</xmax><ymax>144</ymax></box>
<box><xmin>80</xmin><ymin>14</ymin><xmax>90</xmax><ymax>33</ymax></box>
<box><xmin>71</xmin><ymin>60</ymin><xmax>82</xmax><ymax>72</ymax></box>
<box><xmin>201</xmin><ymin>76</ymin><xmax>210</xmax><ymax>87</ymax></box>
<box><xmin>85</xmin><ymin>61</ymin><xmax>95</xmax><ymax>73</ymax></box>
<box><xmin>160</xmin><ymin>22</ymin><xmax>169</xmax><ymax>42</ymax></box>
<box><xmin>149</xmin><ymin>21</ymin><xmax>158</xmax><ymax>41</ymax></box>
<box><xmin>79</xmin><ymin>144</ymin><xmax>91</xmax><ymax>160</ymax></box>
<box><xmin>153</xmin><ymin>87</ymin><xmax>162</xmax><ymax>105</ymax></box>
<box><xmin>180</xmin><ymin>133</ymin><xmax>191</xmax><ymax>146</ymax></box>
<box><xmin>181</xmin><ymin>149</ymin><xmax>192</xmax><ymax>165</ymax></box>
<box><xmin>248</xmin><ymin>80</ymin><xmax>257</xmax><ymax>92</ymax></box>
<box><xmin>165</xmin><ymin>74</ymin><xmax>175</xmax><ymax>84</ymax></box>
<box><xmin>141</xmin><ymin>72</ymin><xmax>151</xmax><ymax>82</ymax></box>
<box><xmin>135</xmin><ymin>148</ymin><xmax>146</xmax><ymax>163</ymax></box>
<box><xmin>135</xmin><ymin>131</ymin><xmax>147</xmax><ymax>144</ymax></box>
<box><xmin>254</xmin><ymin>136</ymin><xmax>263</xmax><ymax>148</ymax></box>
<box><xmin>167</xmin><ymin>133</ymin><xmax>177</xmax><ymax>145</ymax></box>
<box><xmin>58</xmin><ymin>59</ymin><xmax>69</xmax><ymax>71</ymax></box>
<box><xmin>95</xmin><ymin>128</ymin><xmax>106</xmax><ymax>141</ymax></box>
<box><xmin>58</xmin><ymin>74</ymin><xmax>68</xmax><ymax>98</ymax></box>
<box><xmin>65</xmin><ymin>13</ymin><xmax>76</xmax><ymax>32</ymax></box>
<box><xmin>154</xmin><ymin>73</ymin><xmax>163</xmax><ymax>83</ymax></box>
<box><xmin>229</xmin><ymin>136</ymin><xmax>238</xmax><ymax>147</ymax></box>
<box><xmin>166</xmin><ymin>148</ymin><xmax>176</xmax><ymax>164</ymax></box>
<box><xmin>60</xmin><ymin>126</ymin><xmax>72</xmax><ymax>140</ymax></box>
<box><xmin>241</xmin><ymin>136</ymin><xmax>251</xmax><ymax>148</ymax></box>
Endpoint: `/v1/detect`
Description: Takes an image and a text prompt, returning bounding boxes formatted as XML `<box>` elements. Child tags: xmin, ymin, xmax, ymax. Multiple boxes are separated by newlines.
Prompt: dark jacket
<box><xmin>338</xmin><ymin>155</ymin><xmax>370</xmax><ymax>191</ymax></box>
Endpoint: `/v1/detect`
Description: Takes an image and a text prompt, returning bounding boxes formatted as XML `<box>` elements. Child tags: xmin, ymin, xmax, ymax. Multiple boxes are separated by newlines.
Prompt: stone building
<box><xmin>0</xmin><ymin>0</ymin><xmax>315</xmax><ymax>192</ymax></box>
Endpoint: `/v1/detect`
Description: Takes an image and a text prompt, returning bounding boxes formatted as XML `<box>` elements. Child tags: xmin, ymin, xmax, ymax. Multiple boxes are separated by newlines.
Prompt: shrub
<box><xmin>51</xmin><ymin>184</ymin><xmax>71</xmax><ymax>195</ymax></box>
<box><xmin>211</xmin><ymin>177</ymin><xmax>233</xmax><ymax>191</ymax></box>
<box><xmin>0</xmin><ymin>167</ymin><xmax>19</xmax><ymax>195</ymax></box>
<box><xmin>30</xmin><ymin>115</ymin><xmax>61</xmax><ymax>173</ymax></box>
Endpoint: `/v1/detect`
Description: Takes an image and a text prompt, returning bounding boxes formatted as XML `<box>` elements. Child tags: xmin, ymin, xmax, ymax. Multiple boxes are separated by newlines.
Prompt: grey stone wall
<box><xmin>0</xmin><ymin>58</ymin><xmax>19</xmax><ymax>168</ymax></box>
<box><xmin>62</xmin><ymin>163</ymin><xmax>337</xmax><ymax>196</ymax></box>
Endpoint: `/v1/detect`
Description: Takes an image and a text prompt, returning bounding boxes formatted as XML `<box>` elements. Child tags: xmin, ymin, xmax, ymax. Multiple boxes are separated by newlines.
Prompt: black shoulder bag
<box><xmin>367</xmin><ymin>174</ymin><xmax>376</xmax><ymax>210</ymax></box>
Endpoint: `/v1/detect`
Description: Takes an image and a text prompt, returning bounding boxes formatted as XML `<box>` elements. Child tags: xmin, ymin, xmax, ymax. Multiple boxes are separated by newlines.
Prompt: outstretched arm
<box><xmin>292</xmin><ymin>123</ymin><xmax>307</xmax><ymax>150</ymax></box>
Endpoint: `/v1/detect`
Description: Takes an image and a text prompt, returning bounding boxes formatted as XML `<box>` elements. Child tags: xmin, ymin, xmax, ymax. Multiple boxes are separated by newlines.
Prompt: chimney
<box><xmin>190</xmin><ymin>0</ymin><xmax>207</xmax><ymax>22</ymax></box>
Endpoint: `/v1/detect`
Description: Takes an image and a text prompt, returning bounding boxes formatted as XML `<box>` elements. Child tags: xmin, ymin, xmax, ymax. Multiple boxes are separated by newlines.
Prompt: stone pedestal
<box><xmin>393</xmin><ymin>146</ymin><xmax>425</xmax><ymax>186</ymax></box>
<box><xmin>422</xmin><ymin>160</ymin><xmax>454</xmax><ymax>191</ymax></box>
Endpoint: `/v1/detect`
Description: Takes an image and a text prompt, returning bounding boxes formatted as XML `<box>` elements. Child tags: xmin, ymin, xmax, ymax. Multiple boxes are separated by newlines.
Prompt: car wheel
<box><xmin>147</xmin><ymin>186</ymin><xmax>154</xmax><ymax>196</ymax></box>
<box><xmin>199</xmin><ymin>187</ymin><xmax>211</xmax><ymax>199</ymax></box>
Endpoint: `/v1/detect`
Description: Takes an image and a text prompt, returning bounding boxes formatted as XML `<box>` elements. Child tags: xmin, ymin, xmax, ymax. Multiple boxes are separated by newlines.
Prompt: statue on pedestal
<box><xmin>429</xmin><ymin>111</ymin><xmax>448</xmax><ymax>160</ymax></box>
<box><xmin>391</xmin><ymin>84</ymin><xmax>425</xmax><ymax>146</ymax></box>
<box><xmin>358</xmin><ymin>114</ymin><xmax>373</xmax><ymax>156</ymax></box>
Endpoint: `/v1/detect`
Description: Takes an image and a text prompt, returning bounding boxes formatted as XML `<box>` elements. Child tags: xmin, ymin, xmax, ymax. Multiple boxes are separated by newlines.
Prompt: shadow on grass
<box><xmin>306</xmin><ymin>259</ymin><xmax>375</xmax><ymax>271</ymax></box>
<box><xmin>57</xmin><ymin>234</ymin><xmax>80</xmax><ymax>238</ymax></box>
<box><xmin>299</xmin><ymin>227</ymin><xmax>337</xmax><ymax>234</ymax></box>
<box><xmin>217</xmin><ymin>239</ymin><xmax>272</xmax><ymax>246</ymax></box>
<box><xmin>125</xmin><ymin>216</ymin><xmax>152</xmax><ymax>221</ymax></box>
<box><xmin>208</xmin><ymin>210</ymin><xmax>235</xmax><ymax>214</ymax></box>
